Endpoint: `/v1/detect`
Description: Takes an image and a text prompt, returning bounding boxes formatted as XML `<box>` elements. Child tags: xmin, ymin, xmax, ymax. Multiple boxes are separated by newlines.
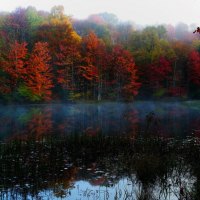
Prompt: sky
<box><xmin>0</xmin><ymin>0</ymin><xmax>200</xmax><ymax>25</ymax></box>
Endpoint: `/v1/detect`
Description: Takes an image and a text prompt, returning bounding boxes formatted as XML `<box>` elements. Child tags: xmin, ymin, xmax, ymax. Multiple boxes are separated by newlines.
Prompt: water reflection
<box><xmin>0</xmin><ymin>101</ymin><xmax>200</xmax><ymax>140</ymax></box>
<box><xmin>1</xmin><ymin>101</ymin><xmax>200</xmax><ymax>199</ymax></box>
<box><xmin>0</xmin><ymin>136</ymin><xmax>199</xmax><ymax>199</ymax></box>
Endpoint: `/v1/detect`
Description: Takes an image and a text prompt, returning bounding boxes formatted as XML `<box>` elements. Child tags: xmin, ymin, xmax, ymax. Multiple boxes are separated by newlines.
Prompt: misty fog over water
<box><xmin>1</xmin><ymin>102</ymin><xmax>200</xmax><ymax>199</ymax></box>
<box><xmin>0</xmin><ymin>101</ymin><xmax>200</xmax><ymax>140</ymax></box>
<box><xmin>0</xmin><ymin>0</ymin><xmax>200</xmax><ymax>199</ymax></box>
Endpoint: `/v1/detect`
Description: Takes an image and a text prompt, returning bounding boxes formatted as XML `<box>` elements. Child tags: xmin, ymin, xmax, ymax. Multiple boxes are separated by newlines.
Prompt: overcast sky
<box><xmin>0</xmin><ymin>0</ymin><xmax>199</xmax><ymax>25</ymax></box>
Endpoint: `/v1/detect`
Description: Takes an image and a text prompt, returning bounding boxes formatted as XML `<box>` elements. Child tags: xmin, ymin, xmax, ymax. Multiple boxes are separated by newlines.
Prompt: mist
<box><xmin>1</xmin><ymin>2</ymin><xmax>200</xmax><ymax>200</ymax></box>
<box><xmin>0</xmin><ymin>102</ymin><xmax>200</xmax><ymax>140</ymax></box>
<box><xmin>0</xmin><ymin>0</ymin><xmax>200</xmax><ymax>25</ymax></box>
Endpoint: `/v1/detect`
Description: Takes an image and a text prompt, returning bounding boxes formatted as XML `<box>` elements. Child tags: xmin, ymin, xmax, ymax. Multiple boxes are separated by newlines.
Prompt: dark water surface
<box><xmin>1</xmin><ymin>101</ymin><xmax>200</xmax><ymax>139</ymax></box>
<box><xmin>0</xmin><ymin>101</ymin><xmax>200</xmax><ymax>199</ymax></box>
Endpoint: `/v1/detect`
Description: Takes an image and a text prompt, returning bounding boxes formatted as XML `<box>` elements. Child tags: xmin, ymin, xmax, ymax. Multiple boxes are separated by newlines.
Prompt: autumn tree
<box><xmin>24</xmin><ymin>42</ymin><xmax>53</xmax><ymax>101</ymax></box>
<box><xmin>1</xmin><ymin>6</ymin><xmax>200</xmax><ymax>101</ymax></box>
<box><xmin>73</xmin><ymin>17</ymin><xmax>111</xmax><ymax>45</ymax></box>
<box><xmin>36</xmin><ymin>6</ymin><xmax>81</xmax><ymax>99</ymax></box>
<box><xmin>108</xmin><ymin>45</ymin><xmax>141</xmax><ymax>100</ymax></box>
<box><xmin>1</xmin><ymin>8</ymin><xmax>30</xmax><ymax>43</ymax></box>
<box><xmin>80</xmin><ymin>31</ymin><xmax>107</xmax><ymax>100</ymax></box>
<box><xmin>0</xmin><ymin>7</ymin><xmax>46</xmax><ymax>52</ymax></box>
<box><xmin>188</xmin><ymin>51</ymin><xmax>200</xmax><ymax>86</ymax></box>
<box><xmin>0</xmin><ymin>41</ymin><xmax>27</xmax><ymax>99</ymax></box>
<box><xmin>128</xmin><ymin>27</ymin><xmax>176</xmax><ymax>97</ymax></box>
<box><xmin>147</xmin><ymin>57</ymin><xmax>172</xmax><ymax>97</ymax></box>
<box><xmin>166</xmin><ymin>41</ymin><xmax>192</xmax><ymax>97</ymax></box>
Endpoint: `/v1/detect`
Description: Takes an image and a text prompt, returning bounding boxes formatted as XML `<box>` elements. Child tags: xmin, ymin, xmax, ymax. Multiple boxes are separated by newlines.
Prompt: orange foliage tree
<box><xmin>37</xmin><ymin>6</ymin><xmax>81</xmax><ymax>97</ymax></box>
<box><xmin>0</xmin><ymin>41</ymin><xmax>27</xmax><ymax>95</ymax></box>
<box><xmin>80</xmin><ymin>31</ymin><xmax>107</xmax><ymax>100</ymax></box>
<box><xmin>109</xmin><ymin>45</ymin><xmax>141</xmax><ymax>99</ymax></box>
<box><xmin>25</xmin><ymin>42</ymin><xmax>53</xmax><ymax>101</ymax></box>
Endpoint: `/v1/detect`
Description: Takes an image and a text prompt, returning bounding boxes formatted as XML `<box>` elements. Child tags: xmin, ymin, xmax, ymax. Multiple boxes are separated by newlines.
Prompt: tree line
<box><xmin>0</xmin><ymin>5</ymin><xmax>200</xmax><ymax>102</ymax></box>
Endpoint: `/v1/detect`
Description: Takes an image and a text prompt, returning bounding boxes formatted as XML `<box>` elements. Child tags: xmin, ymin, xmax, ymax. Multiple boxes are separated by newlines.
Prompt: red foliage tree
<box><xmin>168</xmin><ymin>86</ymin><xmax>187</xmax><ymax>97</ymax></box>
<box><xmin>79</xmin><ymin>65</ymin><xmax>99</xmax><ymax>81</ymax></box>
<box><xmin>148</xmin><ymin>57</ymin><xmax>172</xmax><ymax>89</ymax></box>
<box><xmin>80</xmin><ymin>31</ymin><xmax>107</xmax><ymax>100</ymax></box>
<box><xmin>26</xmin><ymin>42</ymin><xmax>53</xmax><ymax>101</ymax></box>
<box><xmin>188</xmin><ymin>50</ymin><xmax>200</xmax><ymax>86</ymax></box>
<box><xmin>36</xmin><ymin>10</ymin><xmax>81</xmax><ymax>92</ymax></box>
<box><xmin>0</xmin><ymin>41</ymin><xmax>27</xmax><ymax>93</ymax></box>
<box><xmin>55</xmin><ymin>43</ymin><xmax>81</xmax><ymax>90</ymax></box>
<box><xmin>109</xmin><ymin>45</ymin><xmax>141</xmax><ymax>99</ymax></box>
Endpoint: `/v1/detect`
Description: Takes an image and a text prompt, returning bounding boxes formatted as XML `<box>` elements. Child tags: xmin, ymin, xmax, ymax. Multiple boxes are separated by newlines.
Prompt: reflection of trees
<box><xmin>26</xmin><ymin>108</ymin><xmax>53</xmax><ymax>139</ymax></box>
<box><xmin>4</xmin><ymin>107</ymin><xmax>54</xmax><ymax>141</ymax></box>
<box><xmin>0</xmin><ymin>135</ymin><xmax>200</xmax><ymax>199</ymax></box>
<box><xmin>1</xmin><ymin>103</ymin><xmax>200</xmax><ymax>142</ymax></box>
<box><xmin>71</xmin><ymin>136</ymin><xmax>200</xmax><ymax>199</ymax></box>
<box><xmin>123</xmin><ymin>108</ymin><xmax>139</xmax><ymax>138</ymax></box>
<box><xmin>0</xmin><ymin>138</ymin><xmax>78</xmax><ymax>199</ymax></box>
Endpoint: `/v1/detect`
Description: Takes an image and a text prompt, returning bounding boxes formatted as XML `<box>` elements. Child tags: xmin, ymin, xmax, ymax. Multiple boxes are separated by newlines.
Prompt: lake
<box><xmin>0</xmin><ymin>101</ymin><xmax>200</xmax><ymax>199</ymax></box>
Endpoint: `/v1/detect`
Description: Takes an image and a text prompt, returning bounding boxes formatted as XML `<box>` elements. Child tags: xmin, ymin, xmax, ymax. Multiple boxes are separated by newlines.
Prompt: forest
<box><xmin>0</xmin><ymin>5</ymin><xmax>200</xmax><ymax>103</ymax></box>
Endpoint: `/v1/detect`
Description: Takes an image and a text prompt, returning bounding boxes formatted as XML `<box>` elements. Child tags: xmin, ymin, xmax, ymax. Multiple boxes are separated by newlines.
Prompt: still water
<box><xmin>1</xmin><ymin>101</ymin><xmax>200</xmax><ymax>139</ymax></box>
<box><xmin>0</xmin><ymin>101</ymin><xmax>200</xmax><ymax>199</ymax></box>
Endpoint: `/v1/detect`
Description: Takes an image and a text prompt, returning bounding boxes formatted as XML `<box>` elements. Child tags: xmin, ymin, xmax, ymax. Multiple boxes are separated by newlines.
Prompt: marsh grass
<box><xmin>0</xmin><ymin>134</ymin><xmax>200</xmax><ymax>199</ymax></box>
